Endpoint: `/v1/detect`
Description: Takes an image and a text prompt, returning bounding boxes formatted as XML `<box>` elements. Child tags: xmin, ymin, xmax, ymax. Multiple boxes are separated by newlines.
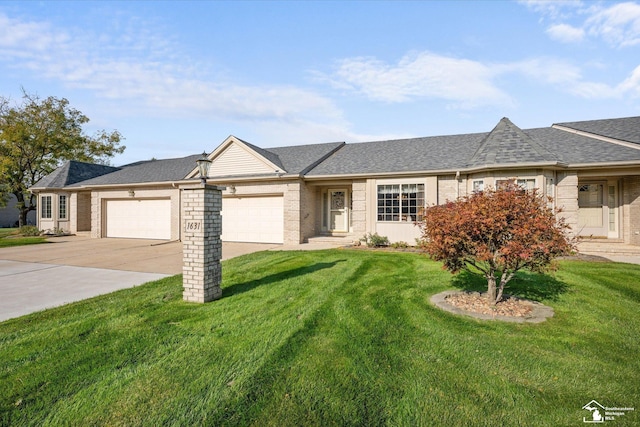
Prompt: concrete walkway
<box><xmin>0</xmin><ymin>235</ymin><xmax>343</xmax><ymax>322</ymax></box>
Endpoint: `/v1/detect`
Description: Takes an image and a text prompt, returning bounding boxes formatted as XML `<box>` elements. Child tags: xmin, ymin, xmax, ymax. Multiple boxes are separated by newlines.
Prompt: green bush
<box><xmin>20</xmin><ymin>225</ymin><xmax>41</xmax><ymax>236</ymax></box>
<box><xmin>390</xmin><ymin>241</ymin><xmax>409</xmax><ymax>249</ymax></box>
<box><xmin>360</xmin><ymin>232</ymin><xmax>390</xmax><ymax>248</ymax></box>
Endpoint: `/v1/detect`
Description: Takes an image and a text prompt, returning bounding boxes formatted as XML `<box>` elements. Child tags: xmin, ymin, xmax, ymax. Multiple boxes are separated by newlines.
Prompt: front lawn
<box><xmin>0</xmin><ymin>228</ymin><xmax>47</xmax><ymax>248</ymax></box>
<box><xmin>1</xmin><ymin>250</ymin><xmax>638</xmax><ymax>426</ymax></box>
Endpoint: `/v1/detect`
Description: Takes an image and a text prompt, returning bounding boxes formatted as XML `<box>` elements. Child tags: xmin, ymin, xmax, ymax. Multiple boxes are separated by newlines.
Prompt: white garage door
<box><xmin>222</xmin><ymin>196</ymin><xmax>283</xmax><ymax>243</ymax></box>
<box><xmin>106</xmin><ymin>199</ymin><xmax>171</xmax><ymax>240</ymax></box>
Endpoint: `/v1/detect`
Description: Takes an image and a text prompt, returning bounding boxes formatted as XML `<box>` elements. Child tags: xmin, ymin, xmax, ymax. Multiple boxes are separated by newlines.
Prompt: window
<box><xmin>472</xmin><ymin>180</ymin><xmax>484</xmax><ymax>192</ymax></box>
<box><xmin>59</xmin><ymin>195</ymin><xmax>67</xmax><ymax>220</ymax></box>
<box><xmin>496</xmin><ymin>178</ymin><xmax>535</xmax><ymax>191</ymax></box>
<box><xmin>41</xmin><ymin>196</ymin><xmax>52</xmax><ymax>219</ymax></box>
<box><xmin>377</xmin><ymin>184</ymin><xmax>425</xmax><ymax>222</ymax></box>
<box><xmin>608</xmin><ymin>185</ymin><xmax>616</xmax><ymax>232</ymax></box>
<box><xmin>546</xmin><ymin>177</ymin><xmax>554</xmax><ymax>198</ymax></box>
<box><xmin>516</xmin><ymin>179</ymin><xmax>535</xmax><ymax>190</ymax></box>
<box><xmin>579</xmin><ymin>184</ymin><xmax>603</xmax><ymax>207</ymax></box>
<box><xmin>496</xmin><ymin>179</ymin><xmax>515</xmax><ymax>190</ymax></box>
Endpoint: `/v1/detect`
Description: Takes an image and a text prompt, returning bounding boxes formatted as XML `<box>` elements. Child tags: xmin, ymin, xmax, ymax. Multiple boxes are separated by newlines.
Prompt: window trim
<box><xmin>472</xmin><ymin>180</ymin><xmax>484</xmax><ymax>192</ymax></box>
<box><xmin>377</xmin><ymin>183</ymin><xmax>425</xmax><ymax>222</ymax></box>
<box><xmin>59</xmin><ymin>195</ymin><xmax>67</xmax><ymax>220</ymax></box>
<box><xmin>41</xmin><ymin>196</ymin><xmax>52</xmax><ymax>219</ymax></box>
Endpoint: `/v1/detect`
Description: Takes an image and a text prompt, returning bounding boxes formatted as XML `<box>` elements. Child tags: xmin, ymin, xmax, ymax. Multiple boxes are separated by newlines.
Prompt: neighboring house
<box><xmin>0</xmin><ymin>194</ymin><xmax>36</xmax><ymax>228</ymax></box>
<box><xmin>30</xmin><ymin>116</ymin><xmax>640</xmax><ymax>246</ymax></box>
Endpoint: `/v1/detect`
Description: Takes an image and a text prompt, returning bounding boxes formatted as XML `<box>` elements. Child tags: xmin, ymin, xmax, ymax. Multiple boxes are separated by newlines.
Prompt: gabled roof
<box><xmin>555</xmin><ymin>116</ymin><xmax>640</xmax><ymax>145</ymax></box>
<box><xmin>68</xmin><ymin>154</ymin><xmax>202</xmax><ymax>187</ymax></box>
<box><xmin>185</xmin><ymin>136</ymin><xmax>345</xmax><ymax>179</ymax></box>
<box><xmin>31</xmin><ymin>161</ymin><xmax>119</xmax><ymax>189</ymax></box>
<box><xmin>466</xmin><ymin>117</ymin><xmax>559</xmax><ymax>168</ymax></box>
<box><xmin>268</xmin><ymin>141</ymin><xmax>345</xmax><ymax>175</ymax></box>
<box><xmin>31</xmin><ymin>115</ymin><xmax>640</xmax><ymax>190</ymax></box>
<box><xmin>238</xmin><ymin>137</ymin><xmax>286</xmax><ymax>171</ymax></box>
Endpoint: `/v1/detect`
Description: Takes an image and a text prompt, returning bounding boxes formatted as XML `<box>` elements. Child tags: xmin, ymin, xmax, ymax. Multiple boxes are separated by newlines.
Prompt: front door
<box><xmin>328</xmin><ymin>189</ymin><xmax>348</xmax><ymax>232</ymax></box>
<box><xmin>578</xmin><ymin>182</ymin><xmax>608</xmax><ymax>237</ymax></box>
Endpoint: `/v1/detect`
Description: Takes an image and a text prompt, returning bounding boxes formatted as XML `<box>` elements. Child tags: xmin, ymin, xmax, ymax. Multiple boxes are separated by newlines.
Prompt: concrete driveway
<box><xmin>0</xmin><ymin>235</ymin><xmax>278</xmax><ymax>322</ymax></box>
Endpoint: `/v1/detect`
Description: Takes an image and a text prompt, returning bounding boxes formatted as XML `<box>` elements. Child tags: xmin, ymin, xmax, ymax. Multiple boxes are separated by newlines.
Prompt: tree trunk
<box><xmin>486</xmin><ymin>274</ymin><xmax>497</xmax><ymax>305</ymax></box>
<box><xmin>15</xmin><ymin>192</ymin><xmax>35</xmax><ymax>228</ymax></box>
<box><xmin>19</xmin><ymin>208</ymin><xmax>28</xmax><ymax>228</ymax></box>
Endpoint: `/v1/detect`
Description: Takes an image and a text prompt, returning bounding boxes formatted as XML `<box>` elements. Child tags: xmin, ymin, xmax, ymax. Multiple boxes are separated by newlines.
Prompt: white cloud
<box><xmin>519</xmin><ymin>0</ymin><xmax>584</xmax><ymax>20</ymax></box>
<box><xmin>585</xmin><ymin>2</ymin><xmax>640</xmax><ymax>47</ymax></box>
<box><xmin>323</xmin><ymin>50</ymin><xmax>640</xmax><ymax>104</ymax></box>
<box><xmin>546</xmin><ymin>23</ymin><xmax>585</xmax><ymax>42</ymax></box>
<box><xmin>524</xmin><ymin>0</ymin><xmax>640</xmax><ymax>47</ymax></box>
<box><xmin>504</xmin><ymin>57</ymin><xmax>583</xmax><ymax>85</ymax></box>
<box><xmin>323</xmin><ymin>52</ymin><xmax>513</xmax><ymax>108</ymax></box>
<box><xmin>617</xmin><ymin>64</ymin><xmax>640</xmax><ymax>96</ymax></box>
<box><xmin>0</xmin><ymin>12</ymin><xmax>343</xmax><ymax>126</ymax></box>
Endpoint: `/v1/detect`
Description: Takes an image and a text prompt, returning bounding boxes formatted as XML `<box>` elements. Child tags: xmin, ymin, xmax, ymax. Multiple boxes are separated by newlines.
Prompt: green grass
<box><xmin>1</xmin><ymin>250</ymin><xmax>639</xmax><ymax>426</ymax></box>
<box><xmin>0</xmin><ymin>228</ymin><xmax>47</xmax><ymax>248</ymax></box>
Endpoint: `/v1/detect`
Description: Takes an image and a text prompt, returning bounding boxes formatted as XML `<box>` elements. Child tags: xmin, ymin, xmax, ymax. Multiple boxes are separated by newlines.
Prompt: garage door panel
<box><xmin>222</xmin><ymin>197</ymin><xmax>283</xmax><ymax>244</ymax></box>
<box><xmin>106</xmin><ymin>199</ymin><xmax>171</xmax><ymax>240</ymax></box>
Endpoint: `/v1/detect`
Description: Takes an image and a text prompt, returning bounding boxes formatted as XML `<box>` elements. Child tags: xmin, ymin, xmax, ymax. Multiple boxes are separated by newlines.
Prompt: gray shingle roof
<box><xmin>68</xmin><ymin>154</ymin><xmax>202</xmax><ymax>187</ymax></box>
<box><xmin>306</xmin><ymin>133</ymin><xmax>485</xmax><ymax>176</ymax></box>
<box><xmin>527</xmin><ymin>127</ymin><xmax>640</xmax><ymax>164</ymax></box>
<box><xmin>31</xmin><ymin>161</ymin><xmax>119</xmax><ymax>189</ymax></box>
<box><xmin>467</xmin><ymin>117</ymin><xmax>558</xmax><ymax>167</ymax></box>
<box><xmin>32</xmin><ymin>116</ymin><xmax>640</xmax><ymax>190</ymax></box>
<box><xmin>236</xmin><ymin>137</ymin><xmax>285</xmax><ymax>171</ymax></box>
<box><xmin>267</xmin><ymin>141</ymin><xmax>345</xmax><ymax>175</ymax></box>
<box><xmin>555</xmin><ymin>116</ymin><xmax>640</xmax><ymax>145</ymax></box>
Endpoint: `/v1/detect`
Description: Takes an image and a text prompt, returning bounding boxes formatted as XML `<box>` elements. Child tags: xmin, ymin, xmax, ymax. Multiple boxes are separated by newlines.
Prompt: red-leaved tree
<box><xmin>418</xmin><ymin>184</ymin><xmax>574</xmax><ymax>305</ymax></box>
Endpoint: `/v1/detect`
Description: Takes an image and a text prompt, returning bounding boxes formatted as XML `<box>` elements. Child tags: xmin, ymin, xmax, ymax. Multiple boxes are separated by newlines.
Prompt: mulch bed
<box><xmin>444</xmin><ymin>292</ymin><xmax>533</xmax><ymax>317</ymax></box>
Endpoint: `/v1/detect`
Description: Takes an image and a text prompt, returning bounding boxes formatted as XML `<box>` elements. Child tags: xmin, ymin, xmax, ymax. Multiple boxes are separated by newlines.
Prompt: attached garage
<box><xmin>222</xmin><ymin>196</ymin><xmax>284</xmax><ymax>243</ymax></box>
<box><xmin>105</xmin><ymin>199</ymin><xmax>172</xmax><ymax>240</ymax></box>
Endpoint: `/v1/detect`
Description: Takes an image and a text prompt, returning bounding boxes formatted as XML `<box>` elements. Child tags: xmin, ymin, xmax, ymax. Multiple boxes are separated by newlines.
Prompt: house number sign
<box><xmin>185</xmin><ymin>220</ymin><xmax>202</xmax><ymax>232</ymax></box>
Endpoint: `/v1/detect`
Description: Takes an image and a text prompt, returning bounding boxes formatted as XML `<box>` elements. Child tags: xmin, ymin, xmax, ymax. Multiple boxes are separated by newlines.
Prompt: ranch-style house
<box><xmin>30</xmin><ymin>116</ymin><xmax>640</xmax><ymax>247</ymax></box>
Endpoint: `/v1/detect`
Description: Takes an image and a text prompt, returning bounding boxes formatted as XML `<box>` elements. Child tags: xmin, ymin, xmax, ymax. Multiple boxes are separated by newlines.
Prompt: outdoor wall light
<box><xmin>196</xmin><ymin>151</ymin><xmax>212</xmax><ymax>184</ymax></box>
<box><xmin>128</xmin><ymin>190</ymin><xmax>135</xmax><ymax>197</ymax></box>
<box><xmin>229</xmin><ymin>184</ymin><xmax>236</xmax><ymax>194</ymax></box>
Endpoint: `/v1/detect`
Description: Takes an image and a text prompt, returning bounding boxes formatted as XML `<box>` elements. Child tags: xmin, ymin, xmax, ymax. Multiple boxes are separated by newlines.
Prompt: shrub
<box><xmin>20</xmin><ymin>225</ymin><xmax>41</xmax><ymax>236</ymax></box>
<box><xmin>390</xmin><ymin>241</ymin><xmax>409</xmax><ymax>249</ymax></box>
<box><xmin>360</xmin><ymin>232</ymin><xmax>390</xmax><ymax>248</ymax></box>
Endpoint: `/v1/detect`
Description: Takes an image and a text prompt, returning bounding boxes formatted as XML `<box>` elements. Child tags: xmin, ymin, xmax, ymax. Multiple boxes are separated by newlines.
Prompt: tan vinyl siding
<box><xmin>210</xmin><ymin>144</ymin><xmax>275</xmax><ymax>176</ymax></box>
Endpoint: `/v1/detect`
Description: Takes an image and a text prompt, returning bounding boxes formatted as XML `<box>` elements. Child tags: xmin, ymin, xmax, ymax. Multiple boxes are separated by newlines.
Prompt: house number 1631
<box><xmin>185</xmin><ymin>221</ymin><xmax>202</xmax><ymax>232</ymax></box>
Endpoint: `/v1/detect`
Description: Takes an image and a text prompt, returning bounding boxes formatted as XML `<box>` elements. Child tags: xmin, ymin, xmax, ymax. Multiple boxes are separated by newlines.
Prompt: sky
<box><xmin>1</xmin><ymin>0</ymin><xmax>640</xmax><ymax>166</ymax></box>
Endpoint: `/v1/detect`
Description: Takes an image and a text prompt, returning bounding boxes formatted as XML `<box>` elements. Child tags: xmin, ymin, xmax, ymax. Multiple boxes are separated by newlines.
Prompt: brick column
<box><xmin>180</xmin><ymin>182</ymin><xmax>224</xmax><ymax>303</ymax></box>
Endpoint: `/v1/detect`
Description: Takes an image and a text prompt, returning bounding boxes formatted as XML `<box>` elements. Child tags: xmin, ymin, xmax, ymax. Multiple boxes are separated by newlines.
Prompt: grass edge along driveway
<box><xmin>1</xmin><ymin>249</ymin><xmax>639</xmax><ymax>426</ymax></box>
<box><xmin>0</xmin><ymin>228</ymin><xmax>47</xmax><ymax>248</ymax></box>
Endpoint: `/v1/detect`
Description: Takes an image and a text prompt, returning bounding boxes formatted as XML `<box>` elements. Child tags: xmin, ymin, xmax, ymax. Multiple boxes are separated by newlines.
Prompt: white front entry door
<box><xmin>578</xmin><ymin>182</ymin><xmax>607</xmax><ymax>237</ymax></box>
<box><xmin>328</xmin><ymin>189</ymin><xmax>348</xmax><ymax>232</ymax></box>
